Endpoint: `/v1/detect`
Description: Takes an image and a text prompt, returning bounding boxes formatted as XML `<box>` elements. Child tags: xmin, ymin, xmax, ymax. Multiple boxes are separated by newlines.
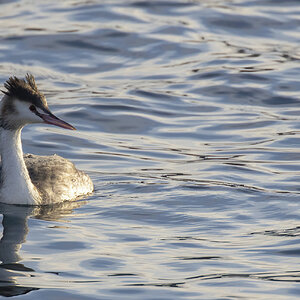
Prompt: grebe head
<box><xmin>1</xmin><ymin>74</ymin><xmax>75</xmax><ymax>130</ymax></box>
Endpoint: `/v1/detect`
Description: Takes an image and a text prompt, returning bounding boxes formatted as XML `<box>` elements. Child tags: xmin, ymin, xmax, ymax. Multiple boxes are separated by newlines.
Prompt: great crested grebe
<box><xmin>0</xmin><ymin>74</ymin><xmax>93</xmax><ymax>205</ymax></box>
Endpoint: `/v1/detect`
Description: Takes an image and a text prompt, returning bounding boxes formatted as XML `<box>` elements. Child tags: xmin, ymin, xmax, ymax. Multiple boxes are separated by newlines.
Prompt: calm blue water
<box><xmin>0</xmin><ymin>0</ymin><xmax>299</xmax><ymax>299</ymax></box>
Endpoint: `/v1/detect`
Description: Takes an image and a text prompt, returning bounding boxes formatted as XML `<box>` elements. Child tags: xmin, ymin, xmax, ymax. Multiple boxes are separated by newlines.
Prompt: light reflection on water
<box><xmin>0</xmin><ymin>0</ymin><xmax>300</xmax><ymax>299</ymax></box>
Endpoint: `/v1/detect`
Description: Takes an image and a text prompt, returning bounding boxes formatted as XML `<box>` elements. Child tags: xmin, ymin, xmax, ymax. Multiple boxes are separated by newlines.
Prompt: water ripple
<box><xmin>0</xmin><ymin>0</ymin><xmax>300</xmax><ymax>299</ymax></box>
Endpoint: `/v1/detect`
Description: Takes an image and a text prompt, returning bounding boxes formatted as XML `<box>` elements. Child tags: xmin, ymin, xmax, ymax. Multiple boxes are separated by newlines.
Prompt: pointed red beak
<box><xmin>41</xmin><ymin>113</ymin><xmax>76</xmax><ymax>130</ymax></box>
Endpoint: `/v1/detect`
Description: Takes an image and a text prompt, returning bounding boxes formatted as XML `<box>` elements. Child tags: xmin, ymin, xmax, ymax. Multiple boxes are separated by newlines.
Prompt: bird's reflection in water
<box><xmin>0</xmin><ymin>200</ymin><xmax>85</xmax><ymax>297</ymax></box>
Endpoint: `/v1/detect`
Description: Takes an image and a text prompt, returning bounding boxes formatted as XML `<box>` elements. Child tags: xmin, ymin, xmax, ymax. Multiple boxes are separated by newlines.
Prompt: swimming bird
<box><xmin>0</xmin><ymin>74</ymin><xmax>93</xmax><ymax>205</ymax></box>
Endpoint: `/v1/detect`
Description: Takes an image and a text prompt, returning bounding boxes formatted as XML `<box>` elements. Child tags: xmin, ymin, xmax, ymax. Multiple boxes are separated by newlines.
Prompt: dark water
<box><xmin>0</xmin><ymin>0</ymin><xmax>300</xmax><ymax>299</ymax></box>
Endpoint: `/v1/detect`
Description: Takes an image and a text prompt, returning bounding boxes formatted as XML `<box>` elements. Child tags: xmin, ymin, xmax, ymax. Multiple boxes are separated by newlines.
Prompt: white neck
<box><xmin>0</xmin><ymin>127</ymin><xmax>41</xmax><ymax>205</ymax></box>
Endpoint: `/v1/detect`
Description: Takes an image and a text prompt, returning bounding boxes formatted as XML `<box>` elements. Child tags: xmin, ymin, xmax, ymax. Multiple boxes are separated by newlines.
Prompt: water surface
<box><xmin>0</xmin><ymin>0</ymin><xmax>299</xmax><ymax>299</ymax></box>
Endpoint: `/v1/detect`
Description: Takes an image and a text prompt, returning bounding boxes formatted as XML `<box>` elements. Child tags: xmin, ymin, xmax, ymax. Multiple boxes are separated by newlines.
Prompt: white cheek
<box><xmin>15</xmin><ymin>100</ymin><xmax>42</xmax><ymax>123</ymax></box>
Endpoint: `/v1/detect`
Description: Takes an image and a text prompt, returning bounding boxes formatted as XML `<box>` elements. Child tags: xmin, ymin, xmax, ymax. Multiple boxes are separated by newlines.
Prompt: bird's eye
<box><xmin>29</xmin><ymin>105</ymin><xmax>36</xmax><ymax>112</ymax></box>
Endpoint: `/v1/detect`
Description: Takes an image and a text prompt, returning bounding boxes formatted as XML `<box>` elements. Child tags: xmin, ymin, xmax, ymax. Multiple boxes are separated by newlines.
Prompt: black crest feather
<box><xmin>2</xmin><ymin>74</ymin><xmax>47</xmax><ymax>108</ymax></box>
